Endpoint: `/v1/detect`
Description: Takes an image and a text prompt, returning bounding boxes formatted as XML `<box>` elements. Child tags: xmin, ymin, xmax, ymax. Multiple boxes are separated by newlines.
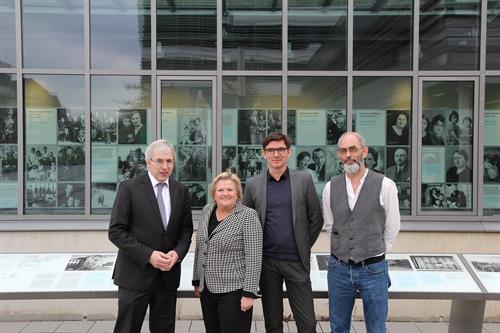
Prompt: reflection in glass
<box><xmin>354</xmin><ymin>0</ymin><xmax>412</xmax><ymax>70</ymax></box>
<box><xmin>0</xmin><ymin>0</ymin><xmax>16</xmax><ymax>67</ymax></box>
<box><xmin>157</xmin><ymin>0</ymin><xmax>216</xmax><ymax>70</ymax></box>
<box><xmin>22</xmin><ymin>1</ymin><xmax>84</xmax><ymax>69</ymax></box>
<box><xmin>91</xmin><ymin>76</ymin><xmax>151</xmax><ymax>214</ymax></box>
<box><xmin>90</xmin><ymin>0</ymin><xmax>151</xmax><ymax>69</ymax></box>
<box><xmin>24</xmin><ymin>75</ymin><xmax>85</xmax><ymax>215</ymax></box>
<box><xmin>0</xmin><ymin>74</ymin><xmax>17</xmax><ymax>214</ymax></box>
<box><xmin>223</xmin><ymin>1</ymin><xmax>282</xmax><ymax>70</ymax></box>
<box><xmin>288</xmin><ymin>0</ymin><xmax>346</xmax><ymax>70</ymax></box>
<box><xmin>484</xmin><ymin>77</ymin><xmax>500</xmax><ymax>215</ymax></box>
<box><xmin>419</xmin><ymin>0</ymin><xmax>480</xmax><ymax>70</ymax></box>
<box><xmin>353</xmin><ymin>76</ymin><xmax>412</xmax><ymax>214</ymax></box>
<box><xmin>421</xmin><ymin>81</ymin><xmax>474</xmax><ymax>211</ymax></box>
<box><xmin>487</xmin><ymin>1</ymin><xmax>500</xmax><ymax>69</ymax></box>
<box><xmin>160</xmin><ymin>80</ymin><xmax>212</xmax><ymax>209</ymax></box>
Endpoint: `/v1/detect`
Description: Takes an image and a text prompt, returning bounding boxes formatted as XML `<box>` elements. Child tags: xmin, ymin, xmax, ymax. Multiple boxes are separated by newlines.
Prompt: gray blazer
<box><xmin>192</xmin><ymin>202</ymin><xmax>262</xmax><ymax>296</ymax></box>
<box><xmin>242</xmin><ymin>169</ymin><xmax>323</xmax><ymax>272</ymax></box>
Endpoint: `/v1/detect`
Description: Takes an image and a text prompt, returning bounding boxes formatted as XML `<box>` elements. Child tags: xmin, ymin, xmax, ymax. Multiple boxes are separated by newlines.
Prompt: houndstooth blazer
<box><xmin>192</xmin><ymin>201</ymin><xmax>263</xmax><ymax>296</ymax></box>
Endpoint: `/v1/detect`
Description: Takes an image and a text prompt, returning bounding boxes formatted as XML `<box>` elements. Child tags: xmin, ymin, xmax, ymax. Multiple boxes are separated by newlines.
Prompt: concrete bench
<box><xmin>1</xmin><ymin>252</ymin><xmax>499</xmax><ymax>333</ymax></box>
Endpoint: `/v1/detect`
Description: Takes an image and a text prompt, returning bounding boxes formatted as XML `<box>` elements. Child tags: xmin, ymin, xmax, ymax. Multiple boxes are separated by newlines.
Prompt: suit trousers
<box><xmin>200</xmin><ymin>288</ymin><xmax>253</xmax><ymax>333</ymax></box>
<box><xmin>114</xmin><ymin>272</ymin><xmax>177</xmax><ymax>333</ymax></box>
<box><xmin>261</xmin><ymin>257</ymin><xmax>316</xmax><ymax>333</ymax></box>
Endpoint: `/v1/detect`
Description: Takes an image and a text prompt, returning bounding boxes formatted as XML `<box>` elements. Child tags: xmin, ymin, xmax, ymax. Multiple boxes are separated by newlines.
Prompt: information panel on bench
<box><xmin>463</xmin><ymin>254</ymin><xmax>500</xmax><ymax>294</ymax></box>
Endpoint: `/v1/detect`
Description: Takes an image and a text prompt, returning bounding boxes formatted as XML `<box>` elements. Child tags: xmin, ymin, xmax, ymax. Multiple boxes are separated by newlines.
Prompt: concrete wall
<box><xmin>1</xmin><ymin>230</ymin><xmax>499</xmax><ymax>322</ymax></box>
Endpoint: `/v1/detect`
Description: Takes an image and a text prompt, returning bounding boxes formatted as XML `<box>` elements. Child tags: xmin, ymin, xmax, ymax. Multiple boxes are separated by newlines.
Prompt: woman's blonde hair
<box><xmin>210</xmin><ymin>169</ymin><xmax>243</xmax><ymax>201</ymax></box>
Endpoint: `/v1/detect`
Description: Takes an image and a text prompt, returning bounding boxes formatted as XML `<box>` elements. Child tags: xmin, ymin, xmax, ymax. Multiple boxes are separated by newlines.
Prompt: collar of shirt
<box><xmin>344</xmin><ymin>168</ymin><xmax>369</xmax><ymax>208</ymax></box>
<box><xmin>148</xmin><ymin>171</ymin><xmax>170</xmax><ymax>190</ymax></box>
<box><xmin>267</xmin><ymin>167</ymin><xmax>289</xmax><ymax>182</ymax></box>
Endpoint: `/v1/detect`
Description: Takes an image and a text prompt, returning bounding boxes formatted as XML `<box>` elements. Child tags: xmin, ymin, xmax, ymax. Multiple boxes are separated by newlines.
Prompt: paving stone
<box><xmin>0</xmin><ymin>322</ymin><xmax>30</xmax><ymax>333</ymax></box>
<box><xmin>386</xmin><ymin>321</ymin><xmax>420</xmax><ymax>333</ymax></box>
<box><xmin>88</xmin><ymin>320</ymin><xmax>114</xmax><ymax>333</ymax></box>
<box><xmin>414</xmin><ymin>322</ymin><xmax>448</xmax><ymax>333</ymax></box>
<box><xmin>55</xmin><ymin>321</ymin><xmax>94</xmax><ymax>333</ymax></box>
<box><xmin>21</xmin><ymin>321</ymin><xmax>63</xmax><ymax>333</ymax></box>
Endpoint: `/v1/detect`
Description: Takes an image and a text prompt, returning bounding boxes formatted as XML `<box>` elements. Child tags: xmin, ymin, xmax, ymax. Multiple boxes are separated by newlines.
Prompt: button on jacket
<box><xmin>192</xmin><ymin>201</ymin><xmax>263</xmax><ymax>296</ymax></box>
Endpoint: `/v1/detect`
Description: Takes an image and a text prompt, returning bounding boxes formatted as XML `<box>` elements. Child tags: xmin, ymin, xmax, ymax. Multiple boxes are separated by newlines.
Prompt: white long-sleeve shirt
<box><xmin>322</xmin><ymin>169</ymin><xmax>401</xmax><ymax>252</ymax></box>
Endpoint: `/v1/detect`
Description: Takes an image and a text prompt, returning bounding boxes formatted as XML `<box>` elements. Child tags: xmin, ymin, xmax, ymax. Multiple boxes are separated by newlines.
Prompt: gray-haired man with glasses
<box><xmin>243</xmin><ymin>132</ymin><xmax>323</xmax><ymax>333</ymax></box>
<box><xmin>109</xmin><ymin>139</ymin><xmax>193</xmax><ymax>333</ymax></box>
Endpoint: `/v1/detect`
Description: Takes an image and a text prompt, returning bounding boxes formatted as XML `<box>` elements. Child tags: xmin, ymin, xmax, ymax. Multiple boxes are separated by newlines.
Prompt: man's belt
<box><xmin>331</xmin><ymin>253</ymin><xmax>385</xmax><ymax>267</ymax></box>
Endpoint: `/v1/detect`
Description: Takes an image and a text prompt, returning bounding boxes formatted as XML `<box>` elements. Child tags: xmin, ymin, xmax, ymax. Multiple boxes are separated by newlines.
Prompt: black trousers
<box><xmin>114</xmin><ymin>273</ymin><xmax>177</xmax><ymax>333</ymax></box>
<box><xmin>200</xmin><ymin>288</ymin><xmax>253</xmax><ymax>333</ymax></box>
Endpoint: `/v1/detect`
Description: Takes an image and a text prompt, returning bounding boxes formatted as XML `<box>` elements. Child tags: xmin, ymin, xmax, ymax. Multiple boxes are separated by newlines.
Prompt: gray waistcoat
<box><xmin>329</xmin><ymin>170</ymin><xmax>386</xmax><ymax>263</ymax></box>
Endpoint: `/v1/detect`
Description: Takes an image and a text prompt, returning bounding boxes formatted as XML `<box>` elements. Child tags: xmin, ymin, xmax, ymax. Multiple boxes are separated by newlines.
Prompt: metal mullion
<box><xmin>15</xmin><ymin>0</ymin><xmax>23</xmax><ymax>218</ymax></box>
<box><xmin>84</xmin><ymin>0</ymin><xmax>91</xmax><ymax>217</ymax></box>
<box><xmin>216</xmin><ymin>0</ymin><xmax>222</xmax><ymax>173</ymax></box>
<box><xmin>282</xmin><ymin>0</ymin><xmax>287</xmax><ymax>134</ymax></box>
<box><xmin>412</xmin><ymin>0</ymin><xmax>420</xmax><ymax>217</ymax></box>
<box><xmin>346</xmin><ymin>1</ymin><xmax>353</xmax><ymax>131</ymax></box>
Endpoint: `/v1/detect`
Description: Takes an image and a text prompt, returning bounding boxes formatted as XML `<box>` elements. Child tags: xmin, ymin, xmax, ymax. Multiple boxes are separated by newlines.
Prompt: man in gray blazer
<box><xmin>243</xmin><ymin>132</ymin><xmax>323</xmax><ymax>333</ymax></box>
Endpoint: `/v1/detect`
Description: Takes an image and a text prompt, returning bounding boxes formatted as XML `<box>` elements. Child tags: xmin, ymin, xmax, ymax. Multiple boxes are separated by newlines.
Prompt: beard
<box><xmin>342</xmin><ymin>158</ymin><xmax>362</xmax><ymax>174</ymax></box>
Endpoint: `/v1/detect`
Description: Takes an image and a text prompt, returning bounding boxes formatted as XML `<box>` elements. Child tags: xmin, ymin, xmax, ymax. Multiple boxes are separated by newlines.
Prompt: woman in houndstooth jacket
<box><xmin>193</xmin><ymin>170</ymin><xmax>263</xmax><ymax>333</ymax></box>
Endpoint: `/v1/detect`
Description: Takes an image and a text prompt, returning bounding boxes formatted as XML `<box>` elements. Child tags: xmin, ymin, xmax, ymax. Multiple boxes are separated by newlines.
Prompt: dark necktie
<box><xmin>157</xmin><ymin>183</ymin><xmax>168</xmax><ymax>229</ymax></box>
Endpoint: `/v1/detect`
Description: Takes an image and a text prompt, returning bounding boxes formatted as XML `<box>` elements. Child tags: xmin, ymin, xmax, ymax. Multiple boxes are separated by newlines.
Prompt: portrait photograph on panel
<box><xmin>26</xmin><ymin>145</ymin><xmax>57</xmax><ymax>181</ymax></box>
<box><xmin>445</xmin><ymin>147</ymin><xmax>472</xmax><ymax>183</ymax></box>
<box><xmin>410</xmin><ymin>255</ymin><xmax>462</xmax><ymax>271</ymax></box>
<box><xmin>91</xmin><ymin>109</ymin><xmax>117</xmax><ymax>144</ymax></box>
<box><xmin>445</xmin><ymin>183</ymin><xmax>471</xmax><ymax>209</ymax></box>
<box><xmin>0</xmin><ymin>108</ymin><xmax>17</xmax><ymax>144</ymax></box>
<box><xmin>238</xmin><ymin>109</ymin><xmax>267</xmax><ymax>145</ymax></box>
<box><xmin>25</xmin><ymin>182</ymin><xmax>57</xmax><ymax>208</ymax></box>
<box><xmin>237</xmin><ymin>146</ymin><xmax>264</xmax><ymax>181</ymax></box>
<box><xmin>397</xmin><ymin>183</ymin><xmax>411</xmax><ymax>210</ymax></box>
<box><xmin>287</xmin><ymin>110</ymin><xmax>296</xmax><ymax>144</ymax></box>
<box><xmin>386</xmin><ymin>110</ymin><xmax>410</xmax><ymax>145</ymax></box>
<box><xmin>295</xmin><ymin>147</ymin><xmax>322</xmax><ymax>182</ymax></box>
<box><xmin>326</xmin><ymin>110</ymin><xmax>346</xmax><ymax>145</ymax></box>
<box><xmin>326</xmin><ymin>145</ymin><xmax>342</xmax><ymax>180</ymax></box>
<box><xmin>177</xmin><ymin>146</ymin><xmax>207</xmax><ymax>182</ymax></box>
<box><xmin>178</xmin><ymin>110</ymin><xmax>208</xmax><ymax>145</ymax></box>
<box><xmin>187</xmin><ymin>182</ymin><xmax>208</xmax><ymax>209</ymax></box>
<box><xmin>385</xmin><ymin>146</ymin><xmax>411</xmax><ymax>182</ymax></box>
<box><xmin>222</xmin><ymin>146</ymin><xmax>238</xmax><ymax>174</ymax></box>
<box><xmin>484</xmin><ymin>147</ymin><xmax>500</xmax><ymax>183</ymax></box>
<box><xmin>0</xmin><ymin>144</ymin><xmax>17</xmax><ymax>180</ymax></box>
<box><xmin>422</xmin><ymin>111</ymin><xmax>446</xmax><ymax>145</ymax></box>
<box><xmin>57</xmin><ymin>183</ymin><xmax>84</xmax><ymax>208</ymax></box>
<box><xmin>267</xmin><ymin>109</ymin><xmax>282</xmax><ymax>133</ymax></box>
<box><xmin>91</xmin><ymin>183</ymin><xmax>117</xmax><ymax>209</ymax></box>
<box><xmin>118</xmin><ymin>109</ymin><xmax>147</xmax><ymax>144</ymax></box>
<box><xmin>57</xmin><ymin>146</ymin><xmax>85</xmax><ymax>181</ymax></box>
<box><xmin>57</xmin><ymin>108</ymin><xmax>85</xmax><ymax>144</ymax></box>
<box><xmin>364</xmin><ymin>146</ymin><xmax>385</xmax><ymax>174</ymax></box>
<box><xmin>422</xmin><ymin>183</ymin><xmax>446</xmax><ymax>208</ymax></box>
<box><xmin>117</xmin><ymin>146</ymin><xmax>147</xmax><ymax>182</ymax></box>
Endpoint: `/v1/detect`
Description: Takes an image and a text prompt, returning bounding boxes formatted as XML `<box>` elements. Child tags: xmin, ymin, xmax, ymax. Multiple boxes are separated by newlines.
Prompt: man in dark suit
<box><xmin>385</xmin><ymin>147</ymin><xmax>410</xmax><ymax>182</ymax></box>
<box><xmin>243</xmin><ymin>132</ymin><xmax>323</xmax><ymax>333</ymax></box>
<box><xmin>109</xmin><ymin>139</ymin><xmax>193</xmax><ymax>333</ymax></box>
<box><xmin>308</xmin><ymin>148</ymin><xmax>326</xmax><ymax>181</ymax></box>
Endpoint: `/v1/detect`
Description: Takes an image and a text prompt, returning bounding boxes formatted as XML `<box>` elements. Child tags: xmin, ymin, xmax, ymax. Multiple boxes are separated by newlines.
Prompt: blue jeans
<box><xmin>327</xmin><ymin>256</ymin><xmax>390</xmax><ymax>333</ymax></box>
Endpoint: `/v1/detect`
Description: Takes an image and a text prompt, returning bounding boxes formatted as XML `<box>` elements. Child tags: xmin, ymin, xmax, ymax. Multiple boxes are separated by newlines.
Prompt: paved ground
<box><xmin>0</xmin><ymin>320</ymin><xmax>499</xmax><ymax>333</ymax></box>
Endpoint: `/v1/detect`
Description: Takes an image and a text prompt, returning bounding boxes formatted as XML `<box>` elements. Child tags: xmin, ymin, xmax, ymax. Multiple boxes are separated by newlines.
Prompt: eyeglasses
<box><xmin>337</xmin><ymin>146</ymin><xmax>363</xmax><ymax>155</ymax></box>
<box><xmin>150</xmin><ymin>159</ymin><xmax>174</xmax><ymax>166</ymax></box>
<box><xmin>263</xmin><ymin>147</ymin><xmax>288</xmax><ymax>155</ymax></box>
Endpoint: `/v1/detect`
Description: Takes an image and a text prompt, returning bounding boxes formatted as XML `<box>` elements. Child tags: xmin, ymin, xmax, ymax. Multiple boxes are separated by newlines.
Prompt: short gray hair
<box><xmin>338</xmin><ymin>131</ymin><xmax>366</xmax><ymax>147</ymax></box>
<box><xmin>145</xmin><ymin>139</ymin><xmax>176</xmax><ymax>161</ymax></box>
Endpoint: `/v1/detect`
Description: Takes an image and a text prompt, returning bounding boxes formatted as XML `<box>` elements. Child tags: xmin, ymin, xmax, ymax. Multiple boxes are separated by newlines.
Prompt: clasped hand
<box><xmin>149</xmin><ymin>250</ymin><xmax>178</xmax><ymax>271</ymax></box>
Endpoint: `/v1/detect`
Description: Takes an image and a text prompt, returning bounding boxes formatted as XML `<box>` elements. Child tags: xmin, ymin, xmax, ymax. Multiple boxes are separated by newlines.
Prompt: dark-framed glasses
<box><xmin>263</xmin><ymin>147</ymin><xmax>288</xmax><ymax>155</ymax></box>
<box><xmin>337</xmin><ymin>146</ymin><xmax>363</xmax><ymax>155</ymax></box>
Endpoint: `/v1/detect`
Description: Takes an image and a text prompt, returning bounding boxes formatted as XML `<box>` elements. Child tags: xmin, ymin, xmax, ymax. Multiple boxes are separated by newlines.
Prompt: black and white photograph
<box><xmin>387</xmin><ymin>258</ymin><xmax>413</xmax><ymax>271</ymax></box>
<box><xmin>187</xmin><ymin>182</ymin><xmax>208</xmax><ymax>209</ymax></box>
<box><xmin>385</xmin><ymin>146</ymin><xmax>411</xmax><ymax>182</ymax></box>
<box><xmin>91</xmin><ymin>110</ymin><xmax>116</xmax><ymax>144</ymax></box>
<box><xmin>410</xmin><ymin>255</ymin><xmax>462</xmax><ymax>271</ymax></box>
<box><xmin>268</xmin><ymin>109</ymin><xmax>282</xmax><ymax>133</ymax></box>
<box><xmin>386</xmin><ymin>110</ymin><xmax>410</xmax><ymax>145</ymax></box>
<box><xmin>326</xmin><ymin>110</ymin><xmax>346</xmax><ymax>145</ymax></box>
<box><xmin>422</xmin><ymin>184</ymin><xmax>446</xmax><ymax>208</ymax></box>
<box><xmin>397</xmin><ymin>183</ymin><xmax>411</xmax><ymax>210</ymax></box>
<box><xmin>295</xmin><ymin>147</ymin><xmax>322</xmax><ymax>182</ymax></box>
<box><xmin>445</xmin><ymin>183</ymin><xmax>469</xmax><ymax>208</ymax></box>
<box><xmin>470</xmin><ymin>257</ymin><xmax>500</xmax><ymax>273</ymax></box>
<box><xmin>446</xmin><ymin>147</ymin><xmax>472</xmax><ymax>183</ymax></box>
<box><xmin>178</xmin><ymin>110</ymin><xmax>208</xmax><ymax>145</ymax></box>
<box><xmin>238</xmin><ymin>109</ymin><xmax>267</xmax><ymax>145</ymax></box>
<box><xmin>26</xmin><ymin>145</ymin><xmax>57</xmax><ymax>181</ymax></box>
<box><xmin>445</xmin><ymin>110</ymin><xmax>461</xmax><ymax>145</ymax></box>
<box><xmin>364</xmin><ymin>146</ymin><xmax>385</xmax><ymax>174</ymax></box>
<box><xmin>65</xmin><ymin>254</ymin><xmax>115</xmax><ymax>271</ymax></box>
<box><xmin>25</xmin><ymin>182</ymin><xmax>57</xmax><ymax>208</ymax></box>
<box><xmin>0</xmin><ymin>108</ymin><xmax>17</xmax><ymax>144</ymax></box>
<box><xmin>57</xmin><ymin>183</ymin><xmax>84</xmax><ymax>208</ymax></box>
<box><xmin>91</xmin><ymin>183</ymin><xmax>117</xmax><ymax>209</ymax></box>
<box><xmin>326</xmin><ymin>146</ymin><xmax>342</xmax><ymax>180</ymax></box>
<box><xmin>237</xmin><ymin>146</ymin><xmax>264</xmax><ymax>181</ymax></box>
<box><xmin>484</xmin><ymin>147</ymin><xmax>500</xmax><ymax>183</ymax></box>
<box><xmin>459</xmin><ymin>115</ymin><xmax>473</xmax><ymax>145</ymax></box>
<box><xmin>118</xmin><ymin>109</ymin><xmax>147</xmax><ymax>144</ymax></box>
<box><xmin>222</xmin><ymin>146</ymin><xmax>238</xmax><ymax>173</ymax></box>
<box><xmin>57</xmin><ymin>146</ymin><xmax>85</xmax><ymax>181</ymax></box>
<box><xmin>316</xmin><ymin>254</ymin><xmax>330</xmax><ymax>271</ymax></box>
<box><xmin>58</xmin><ymin>108</ymin><xmax>85</xmax><ymax>144</ymax></box>
<box><xmin>177</xmin><ymin>146</ymin><xmax>207</xmax><ymax>182</ymax></box>
<box><xmin>287</xmin><ymin>110</ymin><xmax>296</xmax><ymax>144</ymax></box>
<box><xmin>117</xmin><ymin>146</ymin><xmax>147</xmax><ymax>182</ymax></box>
<box><xmin>422</xmin><ymin>111</ymin><xmax>446</xmax><ymax>146</ymax></box>
<box><xmin>0</xmin><ymin>144</ymin><xmax>17</xmax><ymax>181</ymax></box>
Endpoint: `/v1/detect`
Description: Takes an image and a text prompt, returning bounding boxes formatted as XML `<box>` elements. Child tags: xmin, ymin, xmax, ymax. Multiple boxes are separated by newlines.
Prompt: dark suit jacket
<box><xmin>242</xmin><ymin>169</ymin><xmax>323</xmax><ymax>272</ymax></box>
<box><xmin>385</xmin><ymin>164</ymin><xmax>410</xmax><ymax>182</ymax></box>
<box><xmin>109</xmin><ymin>174</ymin><xmax>193</xmax><ymax>291</ymax></box>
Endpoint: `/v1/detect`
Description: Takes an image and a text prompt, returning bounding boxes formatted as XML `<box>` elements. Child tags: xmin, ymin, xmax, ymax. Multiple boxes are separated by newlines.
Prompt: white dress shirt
<box><xmin>148</xmin><ymin>172</ymin><xmax>171</xmax><ymax>225</ymax></box>
<box><xmin>322</xmin><ymin>168</ymin><xmax>400</xmax><ymax>252</ymax></box>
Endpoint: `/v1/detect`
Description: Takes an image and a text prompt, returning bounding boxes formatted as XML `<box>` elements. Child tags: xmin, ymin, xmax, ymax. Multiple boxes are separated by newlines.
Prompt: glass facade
<box><xmin>0</xmin><ymin>0</ymin><xmax>499</xmax><ymax>227</ymax></box>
